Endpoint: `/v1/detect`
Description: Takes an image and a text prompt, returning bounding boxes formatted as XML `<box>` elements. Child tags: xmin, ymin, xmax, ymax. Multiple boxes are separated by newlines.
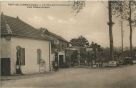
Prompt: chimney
<box><xmin>17</xmin><ymin>16</ymin><xmax>19</xmax><ymax>19</ymax></box>
<box><xmin>1</xmin><ymin>12</ymin><xmax>4</xmax><ymax>16</ymax></box>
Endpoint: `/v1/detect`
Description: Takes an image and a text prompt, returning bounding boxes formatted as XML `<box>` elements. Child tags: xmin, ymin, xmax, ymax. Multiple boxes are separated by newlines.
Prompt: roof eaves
<box><xmin>1</xmin><ymin>33</ymin><xmax>50</xmax><ymax>41</ymax></box>
<box><xmin>46</xmin><ymin>30</ymin><xmax>68</xmax><ymax>43</ymax></box>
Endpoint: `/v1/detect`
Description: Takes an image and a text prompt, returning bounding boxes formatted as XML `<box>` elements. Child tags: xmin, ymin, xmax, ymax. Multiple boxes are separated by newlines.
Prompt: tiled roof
<box><xmin>1</xmin><ymin>14</ymin><xmax>50</xmax><ymax>40</ymax></box>
<box><xmin>41</xmin><ymin>28</ymin><xmax>68</xmax><ymax>43</ymax></box>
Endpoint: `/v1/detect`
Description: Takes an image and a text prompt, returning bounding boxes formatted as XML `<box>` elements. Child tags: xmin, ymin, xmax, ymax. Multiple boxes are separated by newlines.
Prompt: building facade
<box><xmin>1</xmin><ymin>14</ymin><xmax>52</xmax><ymax>75</ymax></box>
<box><xmin>40</xmin><ymin>28</ymin><xmax>69</xmax><ymax>68</ymax></box>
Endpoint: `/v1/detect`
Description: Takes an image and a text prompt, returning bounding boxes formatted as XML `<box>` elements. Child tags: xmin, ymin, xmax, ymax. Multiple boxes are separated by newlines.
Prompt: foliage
<box><xmin>70</xmin><ymin>36</ymin><xmax>89</xmax><ymax>47</ymax></box>
<box><xmin>112</xmin><ymin>1</ymin><xmax>136</xmax><ymax>26</ymax></box>
<box><xmin>89</xmin><ymin>42</ymin><xmax>103</xmax><ymax>61</ymax></box>
<box><xmin>112</xmin><ymin>0</ymin><xmax>136</xmax><ymax>57</ymax></box>
<box><xmin>90</xmin><ymin>42</ymin><xmax>103</xmax><ymax>52</ymax></box>
<box><xmin>71</xmin><ymin>1</ymin><xmax>85</xmax><ymax>15</ymax></box>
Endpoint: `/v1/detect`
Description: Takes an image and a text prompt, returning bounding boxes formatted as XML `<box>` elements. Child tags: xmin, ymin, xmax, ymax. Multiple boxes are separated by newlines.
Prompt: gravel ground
<box><xmin>1</xmin><ymin>64</ymin><xmax>136</xmax><ymax>88</ymax></box>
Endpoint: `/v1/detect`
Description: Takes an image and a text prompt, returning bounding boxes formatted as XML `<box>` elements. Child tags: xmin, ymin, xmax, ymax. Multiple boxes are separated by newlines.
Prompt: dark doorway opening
<box><xmin>59</xmin><ymin>55</ymin><xmax>64</xmax><ymax>68</ymax></box>
<box><xmin>1</xmin><ymin>58</ymin><xmax>11</xmax><ymax>76</ymax></box>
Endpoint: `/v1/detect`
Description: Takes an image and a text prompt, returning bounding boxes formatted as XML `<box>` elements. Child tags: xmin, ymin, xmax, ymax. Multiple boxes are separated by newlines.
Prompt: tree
<box><xmin>112</xmin><ymin>0</ymin><xmax>136</xmax><ymax>57</ymax></box>
<box><xmin>72</xmin><ymin>0</ymin><xmax>124</xmax><ymax>60</ymax></box>
<box><xmin>71</xmin><ymin>1</ymin><xmax>85</xmax><ymax>15</ymax></box>
<box><xmin>112</xmin><ymin>1</ymin><xmax>124</xmax><ymax>53</ymax></box>
<box><xmin>70</xmin><ymin>36</ymin><xmax>89</xmax><ymax>47</ymax></box>
<box><xmin>72</xmin><ymin>1</ymin><xmax>115</xmax><ymax>60</ymax></box>
<box><xmin>90</xmin><ymin>42</ymin><xmax>103</xmax><ymax>61</ymax></box>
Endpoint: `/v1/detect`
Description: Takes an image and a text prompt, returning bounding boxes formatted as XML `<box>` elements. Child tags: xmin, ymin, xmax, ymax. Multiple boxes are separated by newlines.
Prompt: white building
<box><xmin>40</xmin><ymin>28</ymin><xmax>69</xmax><ymax>68</ymax></box>
<box><xmin>1</xmin><ymin>13</ymin><xmax>52</xmax><ymax>75</ymax></box>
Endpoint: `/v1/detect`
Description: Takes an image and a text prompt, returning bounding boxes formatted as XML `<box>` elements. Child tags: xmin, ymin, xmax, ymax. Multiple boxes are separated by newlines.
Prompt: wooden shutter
<box><xmin>37</xmin><ymin>49</ymin><xmax>41</xmax><ymax>64</ymax></box>
<box><xmin>20</xmin><ymin>48</ymin><xmax>25</xmax><ymax>65</ymax></box>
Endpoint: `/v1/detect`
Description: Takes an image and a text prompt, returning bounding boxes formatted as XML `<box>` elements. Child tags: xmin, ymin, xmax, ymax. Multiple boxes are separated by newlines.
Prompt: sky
<box><xmin>1</xmin><ymin>1</ymin><xmax>136</xmax><ymax>48</ymax></box>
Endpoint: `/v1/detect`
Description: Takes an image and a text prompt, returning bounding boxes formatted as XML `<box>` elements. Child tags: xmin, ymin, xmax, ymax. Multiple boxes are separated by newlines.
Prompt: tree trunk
<box><xmin>129</xmin><ymin>1</ymin><xmax>133</xmax><ymax>57</ymax></box>
<box><xmin>120</xmin><ymin>1</ymin><xmax>124</xmax><ymax>54</ymax></box>
<box><xmin>121</xmin><ymin>20</ymin><xmax>124</xmax><ymax>53</ymax></box>
<box><xmin>130</xmin><ymin>27</ymin><xmax>133</xmax><ymax>57</ymax></box>
<box><xmin>108</xmin><ymin>1</ymin><xmax>114</xmax><ymax>60</ymax></box>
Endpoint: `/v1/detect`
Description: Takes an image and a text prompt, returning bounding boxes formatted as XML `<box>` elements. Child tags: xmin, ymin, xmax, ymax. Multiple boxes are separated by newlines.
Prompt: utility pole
<box><xmin>108</xmin><ymin>1</ymin><xmax>114</xmax><ymax>60</ymax></box>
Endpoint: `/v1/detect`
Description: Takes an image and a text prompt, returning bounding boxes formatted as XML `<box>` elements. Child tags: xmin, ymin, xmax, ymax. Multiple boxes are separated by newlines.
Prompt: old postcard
<box><xmin>0</xmin><ymin>0</ymin><xmax>136</xmax><ymax>88</ymax></box>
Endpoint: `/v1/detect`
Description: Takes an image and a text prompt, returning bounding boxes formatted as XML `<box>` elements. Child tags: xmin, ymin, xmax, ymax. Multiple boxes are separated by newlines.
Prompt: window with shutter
<box><xmin>20</xmin><ymin>48</ymin><xmax>25</xmax><ymax>65</ymax></box>
<box><xmin>37</xmin><ymin>49</ymin><xmax>42</xmax><ymax>64</ymax></box>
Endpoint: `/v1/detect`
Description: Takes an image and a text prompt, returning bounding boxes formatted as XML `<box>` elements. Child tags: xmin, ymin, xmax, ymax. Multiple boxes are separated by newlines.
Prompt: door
<box><xmin>1</xmin><ymin>58</ymin><xmax>11</xmax><ymax>76</ymax></box>
<box><xmin>59</xmin><ymin>55</ymin><xmax>64</xmax><ymax>68</ymax></box>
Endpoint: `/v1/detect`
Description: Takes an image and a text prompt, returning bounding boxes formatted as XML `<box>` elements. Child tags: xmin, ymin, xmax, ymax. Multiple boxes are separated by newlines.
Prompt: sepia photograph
<box><xmin>0</xmin><ymin>0</ymin><xmax>136</xmax><ymax>88</ymax></box>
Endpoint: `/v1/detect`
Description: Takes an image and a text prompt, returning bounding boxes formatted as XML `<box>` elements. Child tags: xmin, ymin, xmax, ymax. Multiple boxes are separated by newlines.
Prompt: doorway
<box><xmin>1</xmin><ymin>58</ymin><xmax>11</xmax><ymax>76</ymax></box>
<box><xmin>59</xmin><ymin>55</ymin><xmax>64</xmax><ymax>68</ymax></box>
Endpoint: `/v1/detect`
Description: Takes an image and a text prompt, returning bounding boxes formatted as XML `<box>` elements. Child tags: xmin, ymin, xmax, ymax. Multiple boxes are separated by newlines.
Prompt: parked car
<box><xmin>123</xmin><ymin>57</ymin><xmax>133</xmax><ymax>65</ymax></box>
<box><xmin>132</xmin><ymin>59</ymin><xmax>136</xmax><ymax>64</ymax></box>
<box><xmin>108</xmin><ymin>61</ymin><xmax>119</xmax><ymax>67</ymax></box>
<box><xmin>132</xmin><ymin>56</ymin><xmax>136</xmax><ymax>64</ymax></box>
